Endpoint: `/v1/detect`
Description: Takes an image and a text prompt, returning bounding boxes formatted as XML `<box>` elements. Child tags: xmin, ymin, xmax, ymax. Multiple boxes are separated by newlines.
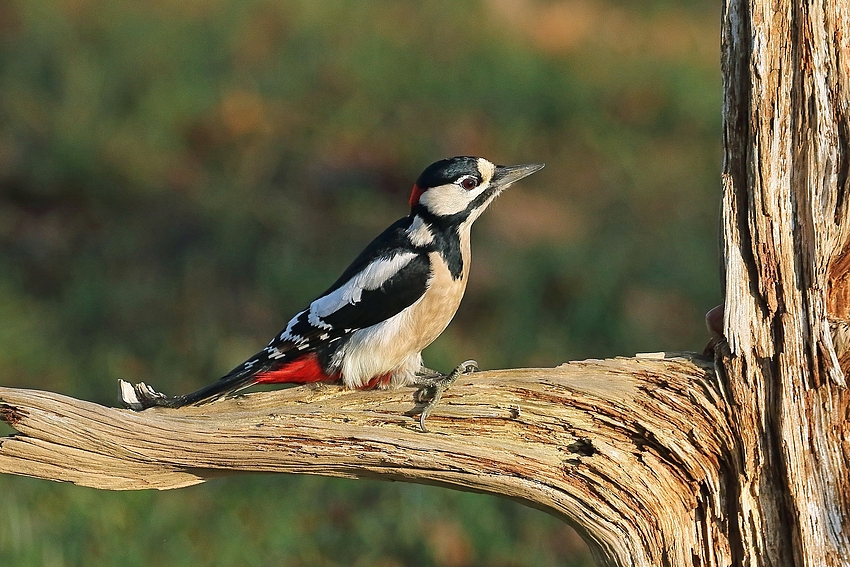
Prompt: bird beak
<box><xmin>491</xmin><ymin>163</ymin><xmax>545</xmax><ymax>188</ymax></box>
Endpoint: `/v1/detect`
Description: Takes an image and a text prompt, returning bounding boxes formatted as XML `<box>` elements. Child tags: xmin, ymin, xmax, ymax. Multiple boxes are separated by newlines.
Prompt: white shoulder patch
<box><xmin>310</xmin><ymin>252</ymin><xmax>418</xmax><ymax>320</ymax></box>
<box><xmin>407</xmin><ymin>215</ymin><xmax>434</xmax><ymax>246</ymax></box>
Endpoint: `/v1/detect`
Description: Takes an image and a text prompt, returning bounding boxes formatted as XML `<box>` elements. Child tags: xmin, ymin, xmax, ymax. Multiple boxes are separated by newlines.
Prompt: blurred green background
<box><xmin>0</xmin><ymin>0</ymin><xmax>721</xmax><ymax>565</ymax></box>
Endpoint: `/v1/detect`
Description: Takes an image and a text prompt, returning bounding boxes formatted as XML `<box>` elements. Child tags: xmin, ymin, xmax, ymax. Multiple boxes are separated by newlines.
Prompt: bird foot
<box><xmin>412</xmin><ymin>360</ymin><xmax>478</xmax><ymax>432</ymax></box>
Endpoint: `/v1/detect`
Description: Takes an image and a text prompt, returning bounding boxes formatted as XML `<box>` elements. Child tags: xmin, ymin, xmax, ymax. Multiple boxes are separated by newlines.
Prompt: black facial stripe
<box><xmin>412</xmin><ymin>185</ymin><xmax>499</xmax><ymax>226</ymax></box>
<box><xmin>432</xmin><ymin>229</ymin><xmax>463</xmax><ymax>279</ymax></box>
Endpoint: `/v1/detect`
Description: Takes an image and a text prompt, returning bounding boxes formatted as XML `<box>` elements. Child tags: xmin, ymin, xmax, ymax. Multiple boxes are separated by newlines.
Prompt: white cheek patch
<box><xmin>419</xmin><ymin>184</ymin><xmax>488</xmax><ymax>216</ymax></box>
<box><xmin>310</xmin><ymin>252</ymin><xmax>418</xmax><ymax>319</ymax></box>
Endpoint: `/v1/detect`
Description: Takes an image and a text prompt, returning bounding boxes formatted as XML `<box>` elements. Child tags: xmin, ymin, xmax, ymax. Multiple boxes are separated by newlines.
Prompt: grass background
<box><xmin>0</xmin><ymin>1</ymin><xmax>721</xmax><ymax>565</ymax></box>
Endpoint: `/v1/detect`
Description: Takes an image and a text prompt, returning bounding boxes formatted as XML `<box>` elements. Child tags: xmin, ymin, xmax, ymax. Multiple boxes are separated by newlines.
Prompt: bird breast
<box><xmin>336</xmin><ymin>227</ymin><xmax>472</xmax><ymax>389</ymax></box>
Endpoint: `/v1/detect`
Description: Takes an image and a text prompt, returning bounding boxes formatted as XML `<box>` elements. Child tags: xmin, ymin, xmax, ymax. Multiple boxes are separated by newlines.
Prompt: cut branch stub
<box><xmin>1</xmin><ymin>355</ymin><xmax>731</xmax><ymax>567</ymax></box>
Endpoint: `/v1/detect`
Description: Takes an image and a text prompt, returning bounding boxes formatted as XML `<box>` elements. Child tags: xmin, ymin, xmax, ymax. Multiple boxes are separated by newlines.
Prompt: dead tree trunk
<box><xmin>1</xmin><ymin>1</ymin><xmax>849</xmax><ymax>566</ymax></box>
<box><xmin>720</xmin><ymin>0</ymin><xmax>850</xmax><ymax>565</ymax></box>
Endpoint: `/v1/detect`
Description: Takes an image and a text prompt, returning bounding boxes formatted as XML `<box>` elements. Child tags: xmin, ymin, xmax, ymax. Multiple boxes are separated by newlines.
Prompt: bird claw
<box><xmin>413</xmin><ymin>360</ymin><xmax>478</xmax><ymax>433</ymax></box>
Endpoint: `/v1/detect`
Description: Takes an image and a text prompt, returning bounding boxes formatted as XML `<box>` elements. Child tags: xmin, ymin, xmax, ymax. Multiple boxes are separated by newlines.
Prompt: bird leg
<box><xmin>412</xmin><ymin>360</ymin><xmax>478</xmax><ymax>432</ymax></box>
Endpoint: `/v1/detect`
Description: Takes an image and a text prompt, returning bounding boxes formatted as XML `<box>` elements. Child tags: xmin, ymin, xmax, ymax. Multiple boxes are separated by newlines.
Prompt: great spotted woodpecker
<box><xmin>120</xmin><ymin>156</ymin><xmax>544</xmax><ymax>431</ymax></box>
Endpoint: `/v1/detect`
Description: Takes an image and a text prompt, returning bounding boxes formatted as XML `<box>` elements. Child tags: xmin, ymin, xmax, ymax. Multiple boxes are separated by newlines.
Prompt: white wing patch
<box><xmin>310</xmin><ymin>252</ymin><xmax>418</xmax><ymax>320</ymax></box>
<box><xmin>271</xmin><ymin>252</ymin><xmax>418</xmax><ymax>347</ymax></box>
<box><xmin>308</xmin><ymin>309</ymin><xmax>334</xmax><ymax>330</ymax></box>
<box><xmin>278</xmin><ymin>312</ymin><xmax>306</xmax><ymax>342</ymax></box>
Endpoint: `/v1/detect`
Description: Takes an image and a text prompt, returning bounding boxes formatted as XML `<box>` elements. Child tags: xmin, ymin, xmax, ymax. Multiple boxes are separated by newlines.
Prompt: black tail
<box><xmin>119</xmin><ymin>355</ymin><xmax>275</xmax><ymax>410</ymax></box>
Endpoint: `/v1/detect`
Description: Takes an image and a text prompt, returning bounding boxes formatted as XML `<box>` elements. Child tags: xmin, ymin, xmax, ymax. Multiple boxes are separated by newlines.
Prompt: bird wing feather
<box><xmin>228</xmin><ymin>217</ymin><xmax>432</xmax><ymax>382</ymax></box>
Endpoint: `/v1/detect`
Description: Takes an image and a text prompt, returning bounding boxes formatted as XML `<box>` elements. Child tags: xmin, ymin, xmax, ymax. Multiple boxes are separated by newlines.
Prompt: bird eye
<box><xmin>459</xmin><ymin>177</ymin><xmax>478</xmax><ymax>190</ymax></box>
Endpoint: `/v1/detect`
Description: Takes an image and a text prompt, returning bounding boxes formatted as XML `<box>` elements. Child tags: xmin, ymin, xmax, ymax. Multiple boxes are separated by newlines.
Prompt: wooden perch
<box><xmin>1</xmin><ymin>355</ymin><xmax>728</xmax><ymax>567</ymax></box>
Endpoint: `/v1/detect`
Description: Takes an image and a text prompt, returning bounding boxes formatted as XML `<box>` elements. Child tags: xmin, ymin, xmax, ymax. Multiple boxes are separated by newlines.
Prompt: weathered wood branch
<box><xmin>1</xmin><ymin>355</ymin><xmax>730</xmax><ymax>567</ymax></box>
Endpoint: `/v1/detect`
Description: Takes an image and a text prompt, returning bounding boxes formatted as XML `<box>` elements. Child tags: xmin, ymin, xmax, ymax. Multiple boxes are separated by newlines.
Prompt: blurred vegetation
<box><xmin>0</xmin><ymin>0</ymin><xmax>721</xmax><ymax>565</ymax></box>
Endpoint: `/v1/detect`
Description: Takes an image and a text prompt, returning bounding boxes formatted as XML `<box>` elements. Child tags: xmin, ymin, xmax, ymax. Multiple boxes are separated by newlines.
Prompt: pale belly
<box><xmin>336</xmin><ymin>249</ymin><xmax>469</xmax><ymax>389</ymax></box>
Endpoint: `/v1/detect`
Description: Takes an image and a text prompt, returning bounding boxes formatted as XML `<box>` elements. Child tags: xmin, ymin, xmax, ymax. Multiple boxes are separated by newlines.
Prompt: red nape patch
<box><xmin>360</xmin><ymin>372</ymin><xmax>393</xmax><ymax>389</ymax></box>
<box><xmin>409</xmin><ymin>184</ymin><xmax>424</xmax><ymax>207</ymax></box>
<box><xmin>255</xmin><ymin>354</ymin><xmax>333</xmax><ymax>384</ymax></box>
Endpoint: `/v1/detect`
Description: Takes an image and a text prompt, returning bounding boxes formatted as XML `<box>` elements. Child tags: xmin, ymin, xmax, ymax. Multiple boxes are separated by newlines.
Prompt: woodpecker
<box><xmin>120</xmin><ymin>156</ymin><xmax>544</xmax><ymax>431</ymax></box>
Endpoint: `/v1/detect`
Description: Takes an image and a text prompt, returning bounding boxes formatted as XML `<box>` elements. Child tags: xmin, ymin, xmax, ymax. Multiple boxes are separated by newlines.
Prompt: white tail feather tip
<box><xmin>119</xmin><ymin>379</ymin><xmax>142</xmax><ymax>409</ymax></box>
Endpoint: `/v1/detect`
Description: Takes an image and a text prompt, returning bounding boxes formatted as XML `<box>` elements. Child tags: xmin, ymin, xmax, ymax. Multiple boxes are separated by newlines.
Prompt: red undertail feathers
<box><xmin>254</xmin><ymin>353</ymin><xmax>333</xmax><ymax>384</ymax></box>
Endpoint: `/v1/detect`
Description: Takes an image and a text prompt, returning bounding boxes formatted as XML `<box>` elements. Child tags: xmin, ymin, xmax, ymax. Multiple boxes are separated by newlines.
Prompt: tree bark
<box><xmin>720</xmin><ymin>0</ymin><xmax>850</xmax><ymax>565</ymax></box>
<box><xmin>1</xmin><ymin>1</ymin><xmax>849</xmax><ymax>566</ymax></box>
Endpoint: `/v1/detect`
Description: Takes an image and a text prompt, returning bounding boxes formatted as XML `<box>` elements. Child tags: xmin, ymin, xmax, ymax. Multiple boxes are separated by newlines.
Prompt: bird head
<box><xmin>409</xmin><ymin>156</ymin><xmax>544</xmax><ymax>225</ymax></box>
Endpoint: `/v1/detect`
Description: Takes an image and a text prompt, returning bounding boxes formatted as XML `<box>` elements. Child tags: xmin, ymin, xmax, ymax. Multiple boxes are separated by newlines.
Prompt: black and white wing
<box><xmin>270</xmin><ymin>216</ymin><xmax>432</xmax><ymax>352</ymax></box>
